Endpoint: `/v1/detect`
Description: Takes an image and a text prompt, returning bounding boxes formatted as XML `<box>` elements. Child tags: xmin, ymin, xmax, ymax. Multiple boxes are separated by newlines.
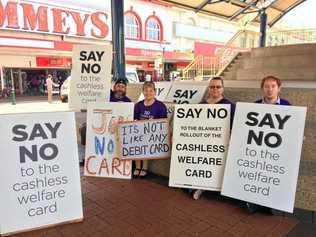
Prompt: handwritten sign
<box><xmin>84</xmin><ymin>102</ymin><xmax>134</xmax><ymax>179</ymax></box>
<box><xmin>118</xmin><ymin>119</ymin><xmax>171</xmax><ymax>160</ymax></box>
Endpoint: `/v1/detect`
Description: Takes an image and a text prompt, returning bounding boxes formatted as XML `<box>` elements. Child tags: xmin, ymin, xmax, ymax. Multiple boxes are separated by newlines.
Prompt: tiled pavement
<box><xmin>11</xmin><ymin>174</ymin><xmax>299</xmax><ymax>237</ymax></box>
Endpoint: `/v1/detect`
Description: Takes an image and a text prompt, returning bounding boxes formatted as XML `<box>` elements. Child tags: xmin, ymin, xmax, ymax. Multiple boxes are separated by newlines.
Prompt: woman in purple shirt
<box><xmin>134</xmin><ymin>81</ymin><xmax>167</xmax><ymax>177</ymax></box>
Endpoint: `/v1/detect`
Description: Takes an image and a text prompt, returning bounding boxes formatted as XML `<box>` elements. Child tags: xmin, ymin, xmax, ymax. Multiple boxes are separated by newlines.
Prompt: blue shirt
<box><xmin>255</xmin><ymin>97</ymin><xmax>291</xmax><ymax>105</ymax></box>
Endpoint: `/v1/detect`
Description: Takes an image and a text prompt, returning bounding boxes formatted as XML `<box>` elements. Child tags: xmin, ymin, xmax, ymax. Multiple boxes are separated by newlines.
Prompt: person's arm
<box><xmin>230</xmin><ymin>103</ymin><xmax>236</xmax><ymax>130</ymax></box>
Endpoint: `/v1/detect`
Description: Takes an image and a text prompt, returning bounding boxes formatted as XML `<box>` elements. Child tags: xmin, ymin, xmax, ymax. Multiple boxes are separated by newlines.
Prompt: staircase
<box><xmin>220</xmin><ymin>43</ymin><xmax>316</xmax><ymax>81</ymax></box>
<box><xmin>182</xmin><ymin>30</ymin><xmax>254</xmax><ymax>80</ymax></box>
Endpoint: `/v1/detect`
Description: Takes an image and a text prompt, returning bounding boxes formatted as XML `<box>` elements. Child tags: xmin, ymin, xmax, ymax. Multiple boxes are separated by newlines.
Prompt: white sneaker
<box><xmin>193</xmin><ymin>189</ymin><xmax>204</xmax><ymax>200</ymax></box>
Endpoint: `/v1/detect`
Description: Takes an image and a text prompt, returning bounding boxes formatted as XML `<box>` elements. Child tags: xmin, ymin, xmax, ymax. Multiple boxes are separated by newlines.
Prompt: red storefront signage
<box><xmin>36</xmin><ymin>56</ymin><xmax>72</xmax><ymax>68</ymax></box>
<box><xmin>0</xmin><ymin>0</ymin><xmax>110</xmax><ymax>39</ymax></box>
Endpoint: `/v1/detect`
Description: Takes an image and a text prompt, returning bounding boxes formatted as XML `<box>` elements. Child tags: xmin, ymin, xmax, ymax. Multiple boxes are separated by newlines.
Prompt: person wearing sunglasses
<box><xmin>192</xmin><ymin>77</ymin><xmax>235</xmax><ymax>200</ymax></box>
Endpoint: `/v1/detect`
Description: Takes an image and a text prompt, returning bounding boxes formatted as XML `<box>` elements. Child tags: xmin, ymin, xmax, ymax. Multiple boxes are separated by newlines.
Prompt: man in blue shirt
<box><xmin>247</xmin><ymin>75</ymin><xmax>291</xmax><ymax>214</ymax></box>
<box><xmin>255</xmin><ymin>75</ymin><xmax>291</xmax><ymax>105</ymax></box>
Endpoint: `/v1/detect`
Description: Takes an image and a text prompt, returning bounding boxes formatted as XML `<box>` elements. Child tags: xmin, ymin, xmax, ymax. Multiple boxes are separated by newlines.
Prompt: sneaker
<box><xmin>193</xmin><ymin>189</ymin><xmax>204</xmax><ymax>200</ymax></box>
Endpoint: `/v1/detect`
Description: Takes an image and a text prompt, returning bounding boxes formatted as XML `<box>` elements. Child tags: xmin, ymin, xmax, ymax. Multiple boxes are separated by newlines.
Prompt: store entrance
<box><xmin>1</xmin><ymin>68</ymin><xmax>70</xmax><ymax>96</ymax></box>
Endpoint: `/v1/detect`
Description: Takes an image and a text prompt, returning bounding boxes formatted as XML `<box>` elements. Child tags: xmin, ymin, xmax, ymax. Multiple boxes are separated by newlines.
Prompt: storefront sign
<box><xmin>0</xmin><ymin>0</ymin><xmax>111</xmax><ymax>39</ymax></box>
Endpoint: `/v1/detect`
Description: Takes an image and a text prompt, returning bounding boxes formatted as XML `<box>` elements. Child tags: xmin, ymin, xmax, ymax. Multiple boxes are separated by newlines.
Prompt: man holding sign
<box><xmin>134</xmin><ymin>81</ymin><xmax>168</xmax><ymax>177</ymax></box>
<box><xmin>222</xmin><ymin>76</ymin><xmax>306</xmax><ymax>214</ymax></box>
<box><xmin>246</xmin><ymin>76</ymin><xmax>291</xmax><ymax>213</ymax></box>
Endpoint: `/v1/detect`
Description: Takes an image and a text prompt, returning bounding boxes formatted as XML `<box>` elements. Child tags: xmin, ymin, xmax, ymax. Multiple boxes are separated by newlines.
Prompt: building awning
<box><xmin>156</xmin><ymin>0</ymin><xmax>307</xmax><ymax>27</ymax></box>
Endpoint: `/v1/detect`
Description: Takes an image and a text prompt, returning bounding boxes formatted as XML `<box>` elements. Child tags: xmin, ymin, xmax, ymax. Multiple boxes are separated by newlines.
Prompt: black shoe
<box><xmin>246</xmin><ymin>202</ymin><xmax>258</xmax><ymax>214</ymax></box>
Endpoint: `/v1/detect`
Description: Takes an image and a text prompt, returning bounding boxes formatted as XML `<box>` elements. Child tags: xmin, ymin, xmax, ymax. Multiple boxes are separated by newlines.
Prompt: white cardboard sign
<box><xmin>221</xmin><ymin>102</ymin><xmax>306</xmax><ymax>213</ymax></box>
<box><xmin>69</xmin><ymin>44</ymin><xmax>112</xmax><ymax>110</ymax></box>
<box><xmin>138</xmin><ymin>82</ymin><xmax>172</xmax><ymax>102</ymax></box>
<box><xmin>0</xmin><ymin>111</ymin><xmax>83</xmax><ymax>235</ymax></box>
<box><xmin>169</xmin><ymin>104</ymin><xmax>231</xmax><ymax>191</ymax></box>
<box><xmin>165</xmin><ymin>82</ymin><xmax>207</xmax><ymax>104</ymax></box>
<box><xmin>84</xmin><ymin>102</ymin><xmax>134</xmax><ymax>179</ymax></box>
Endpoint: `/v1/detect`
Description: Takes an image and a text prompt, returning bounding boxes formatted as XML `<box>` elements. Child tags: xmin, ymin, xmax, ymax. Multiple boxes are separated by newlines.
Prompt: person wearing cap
<box><xmin>246</xmin><ymin>75</ymin><xmax>290</xmax><ymax>214</ymax></box>
<box><xmin>110</xmin><ymin>78</ymin><xmax>131</xmax><ymax>102</ymax></box>
<box><xmin>79</xmin><ymin>79</ymin><xmax>131</xmax><ymax>147</ymax></box>
<box><xmin>133</xmin><ymin>81</ymin><xmax>167</xmax><ymax>177</ymax></box>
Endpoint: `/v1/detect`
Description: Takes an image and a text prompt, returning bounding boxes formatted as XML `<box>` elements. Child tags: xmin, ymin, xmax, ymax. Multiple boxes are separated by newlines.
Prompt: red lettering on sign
<box><xmin>21</xmin><ymin>3</ymin><xmax>48</xmax><ymax>32</ymax></box>
<box><xmin>0</xmin><ymin>1</ymin><xmax>19</xmax><ymax>29</ymax></box>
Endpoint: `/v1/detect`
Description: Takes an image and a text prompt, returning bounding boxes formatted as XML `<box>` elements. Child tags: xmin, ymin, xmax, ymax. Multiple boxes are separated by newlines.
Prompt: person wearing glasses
<box><xmin>192</xmin><ymin>77</ymin><xmax>235</xmax><ymax>200</ymax></box>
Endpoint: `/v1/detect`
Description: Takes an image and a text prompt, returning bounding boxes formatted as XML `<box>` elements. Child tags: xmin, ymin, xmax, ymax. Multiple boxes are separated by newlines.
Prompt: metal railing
<box><xmin>182</xmin><ymin>28</ymin><xmax>316</xmax><ymax>81</ymax></box>
<box><xmin>266</xmin><ymin>28</ymin><xmax>316</xmax><ymax>46</ymax></box>
<box><xmin>182</xmin><ymin>30</ymin><xmax>254</xmax><ymax>80</ymax></box>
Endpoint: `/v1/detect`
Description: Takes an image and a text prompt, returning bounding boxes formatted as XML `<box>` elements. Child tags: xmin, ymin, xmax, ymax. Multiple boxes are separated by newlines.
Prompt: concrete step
<box><xmin>236</xmin><ymin>67</ymin><xmax>316</xmax><ymax>81</ymax></box>
<box><xmin>251</xmin><ymin>43</ymin><xmax>316</xmax><ymax>58</ymax></box>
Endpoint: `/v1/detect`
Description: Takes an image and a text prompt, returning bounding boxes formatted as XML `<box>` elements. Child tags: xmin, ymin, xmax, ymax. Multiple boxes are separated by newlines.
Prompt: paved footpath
<box><xmin>12</xmin><ymin>174</ymin><xmax>298</xmax><ymax>237</ymax></box>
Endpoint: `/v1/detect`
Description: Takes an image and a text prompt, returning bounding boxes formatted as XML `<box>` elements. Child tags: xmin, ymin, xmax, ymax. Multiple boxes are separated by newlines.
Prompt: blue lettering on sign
<box><xmin>94</xmin><ymin>136</ymin><xmax>114</xmax><ymax>155</ymax></box>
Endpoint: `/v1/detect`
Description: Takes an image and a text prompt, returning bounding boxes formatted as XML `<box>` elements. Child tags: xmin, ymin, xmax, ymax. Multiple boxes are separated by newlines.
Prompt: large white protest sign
<box><xmin>84</xmin><ymin>102</ymin><xmax>134</xmax><ymax>179</ymax></box>
<box><xmin>0</xmin><ymin>111</ymin><xmax>83</xmax><ymax>236</ymax></box>
<box><xmin>118</xmin><ymin>119</ymin><xmax>171</xmax><ymax>160</ymax></box>
<box><xmin>138</xmin><ymin>82</ymin><xmax>172</xmax><ymax>102</ymax></box>
<box><xmin>221</xmin><ymin>103</ymin><xmax>306</xmax><ymax>213</ymax></box>
<box><xmin>69</xmin><ymin>44</ymin><xmax>112</xmax><ymax>110</ymax></box>
<box><xmin>169</xmin><ymin>104</ymin><xmax>231</xmax><ymax>191</ymax></box>
<box><xmin>165</xmin><ymin>82</ymin><xmax>207</xmax><ymax>104</ymax></box>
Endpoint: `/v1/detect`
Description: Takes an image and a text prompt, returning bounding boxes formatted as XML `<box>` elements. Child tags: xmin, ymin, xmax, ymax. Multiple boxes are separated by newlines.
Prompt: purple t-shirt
<box><xmin>134</xmin><ymin>99</ymin><xmax>167</xmax><ymax>120</ymax></box>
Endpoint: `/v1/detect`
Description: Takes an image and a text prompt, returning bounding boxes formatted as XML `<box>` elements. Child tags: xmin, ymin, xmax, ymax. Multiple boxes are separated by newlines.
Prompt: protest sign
<box><xmin>84</xmin><ymin>102</ymin><xmax>134</xmax><ymax>179</ymax></box>
<box><xmin>138</xmin><ymin>82</ymin><xmax>172</xmax><ymax>102</ymax></box>
<box><xmin>118</xmin><ymin>119</ymin><xmax>170</xmax><ymax>160</ymax></box>
<box><xmin>221</xmin><ymin>103</ymin><xmax>306</xmax><ymax>212</ymax></box>
<box><xmin>69</xmin><ymin>44</ymin><xmax>112</xmax><ymax>110</ymax></box>
<box><xmin>169</xmin><ymin>104</ymin><xmax>231</xmax><ymax>191</ymax></box>
<box><xmin>165</xmin><ymin>82</ymin><xmax>207</xmax><ymax>104</ymax></box>
<box><xmin>0</xmin><ymin>111</ymin><xmax>83</xmax><ymax>235</ymax></box>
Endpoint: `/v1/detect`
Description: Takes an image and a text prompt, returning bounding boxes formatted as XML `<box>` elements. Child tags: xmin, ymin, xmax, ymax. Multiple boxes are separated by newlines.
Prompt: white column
<box><xmin>0</xmin><ymin>66</ymin><xmax>4</xmax><ymax>91</ymax></box>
